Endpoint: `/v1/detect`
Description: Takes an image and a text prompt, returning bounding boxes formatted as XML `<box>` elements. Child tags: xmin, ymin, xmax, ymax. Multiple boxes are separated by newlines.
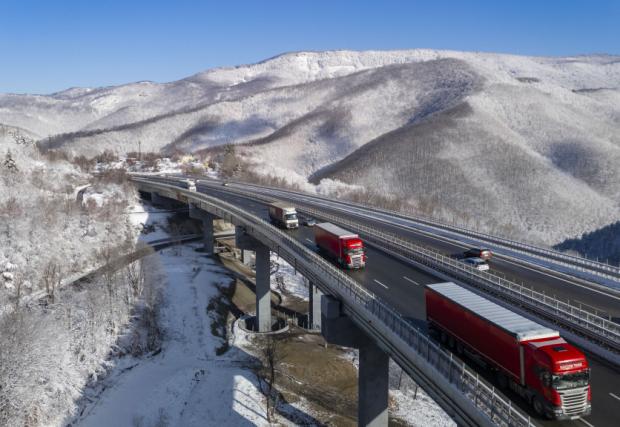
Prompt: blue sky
<box><xmin>1</xmin><ymin>0</ymin><xmax>618</xmax><ymax>94</ymax></box>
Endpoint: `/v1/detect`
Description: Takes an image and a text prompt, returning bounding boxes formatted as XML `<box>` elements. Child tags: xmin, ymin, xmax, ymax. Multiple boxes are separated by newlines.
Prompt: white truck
<box><xmin>268</xmin><ymin>202</ymin><xmax>299</xmax><ymax>229</ymax></box>
<box><xmin>180</xmin><ymin>178</ymin><xmax>196</xmax><ymax>191</ymax></box>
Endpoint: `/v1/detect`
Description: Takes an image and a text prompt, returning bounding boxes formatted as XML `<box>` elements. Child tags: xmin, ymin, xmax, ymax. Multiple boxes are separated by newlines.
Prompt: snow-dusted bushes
<box><xmin>0</xmin><ymin>139</ymin><xmax>156</xmax><ymax>425</ymax></box>
<box><xmin>0</xmin><ymin>309</ymin><xmax>81</xmax><ymax>426</ymax></box>
<box><xmin>0</xmin><ymin>142</ymin><xmax>138</xmax><ymax>308</ymax></box>
<box><xmin>0</xmin><ymin>256</ymin><xmax>162</xmax><ymax>426</ymax></box>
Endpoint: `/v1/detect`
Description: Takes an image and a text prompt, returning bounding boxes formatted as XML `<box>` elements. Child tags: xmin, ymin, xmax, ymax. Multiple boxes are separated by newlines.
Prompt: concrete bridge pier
<box><xmin>189</xmin><ymin>203</ymin><xmax>216</xmax><ymax>254</ymax></box>
<box><xmin>308</xmin><ymin>282</ymin><xmax>323</xmax><ymax>330</ymax></box>
<box><xmin>321</xmin><ymin>295</ymin><xmax>389</xmax><ymax>427</ymax></box>
<box><xmin>241</xmin><ymin>249</ymin><xmax>254</xmax><ymax>267</ymax></box>
<box><xmin>236</xmin><ymin>226</ymin><xmax>272</xmax><ymax>332</ymax></box>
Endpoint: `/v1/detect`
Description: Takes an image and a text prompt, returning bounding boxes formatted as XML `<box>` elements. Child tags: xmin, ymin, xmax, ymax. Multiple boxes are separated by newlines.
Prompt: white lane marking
<box><xmin>215</xmin><ymin>185</ymin><xmax>619</xmax><ymax>305</ymax></box>
<box><xmin>276</xmin><ymin>191</ymin><xmax>620</xmax><ymax>301</ymax></box>
<box><xmin>374</xmin><ymin>279</ymin><xmax>388</xmax><ymax>289</ymax></box>
<box><xmin>403</xmin><ymin>276</ymin><xmax>421</xmax><ymax>286</ymax></box>
<box><xmin>578</xmin><ymin>418</ymin><xmax>595</xmax><ymax>427</ymax></box>
<box><xmin>392</xmin><ymin>220</ymin><xmax>619</xmax><ymax>295</ymax></box>
<box><xmin>610</xmin><ymin>392</ymin><xmax>620</xmax><ymax>402</ymax></box>
<box><xmin>305</xmin><ymin>238</ymin><xmax>314</xmax><ymax>244</ymax></box>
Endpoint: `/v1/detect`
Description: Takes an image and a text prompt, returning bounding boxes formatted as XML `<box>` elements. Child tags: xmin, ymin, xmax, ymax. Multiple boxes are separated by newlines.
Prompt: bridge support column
<box><xmin>189</xmin><ymin>203</ymin><xmax>216</xmax><ymax>254</ymax></box>
<box><xmin>236</xmin><ymin>226</ymin><xmax>272</xmax><ymax>332</ymax></box>
<box><xmin>308</xmin><ymin>282</ymin><xmax>322</xmax><ymax>330</ymax></box>
<box><xmin>254</xmin><ymin>245</ymin><xmax>271</xmax><ymax>332</ymax></box>
<box><xmin>241</xmin><ymin>249</ymin><xmax>253</xmax><ymax>267</ymax></box>
<box><xmin>358</xmin><ymin>341</ymin><xmax>389</xmax><ymax>427</ymax></box>
<box><xmin>321</xmin><ymin>295</ymin><xmax>389</xmax><ymax>427</ymax></box>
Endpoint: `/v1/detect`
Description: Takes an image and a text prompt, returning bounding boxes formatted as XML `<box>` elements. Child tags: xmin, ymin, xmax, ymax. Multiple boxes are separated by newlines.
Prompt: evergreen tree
<box><xmin>3</xmin><ymin>150</ymin><xmax>18</xmax><ymax>173</ymax></box>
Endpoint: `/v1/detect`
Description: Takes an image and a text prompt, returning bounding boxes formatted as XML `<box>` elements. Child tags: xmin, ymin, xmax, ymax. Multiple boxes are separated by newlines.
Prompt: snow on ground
<box><xmin>75</xmin><ymin>242</ymin><xmax>274</xmax><ymax>426</ymax></box>
<box><xmin>3</xmin><ymin>49</ymin><xmax>620</xmax><ymax>249</ymax></box>
<box><xmin>271</xmin><ymin>252</ymin><xmax>309</xmax><ymax>301</ymax></box>
<box><xmin>71</xmin><ymin>223</ymin><xmax>454</xmax><ymax>426</ymax></box>
<box><xmin>151</xmin><ymin>157</ymin><xmax>184</xmax><ymax>174</ymax></box>
<box><xmin>338</xmin><ymin>349</ymin><xmax>455</xmax><ymax>426</ymax></box>
<box><xmin>387</xmin><ymin>361</ymin><xmax>455</xmax><ymax>427</ymax></box>
<box><xmin>390</xmin><ymin>389</ymin><xmax>455</xmax><ymax>427</ymax></box>
<box><xmin>128</xmin><ymin>201</ymin><xmax>182</xmax><ymax>243</ymax></box>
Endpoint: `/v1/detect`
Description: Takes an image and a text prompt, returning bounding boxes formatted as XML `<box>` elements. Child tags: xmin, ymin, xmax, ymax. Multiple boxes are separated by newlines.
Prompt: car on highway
<box><xmin>299</xmin><ymin>216</ymin><xmax>316</xmax><ymax>226</ymax></box>
<box><xmin>462</xmin><ymin>257</ymin><xmax>490</xmax><ymax>271</ymax></box>
<box><xmin>222</xmin><ymin>181</ymin><xmax>229</xmax><ymax>186</ymax></box>
<box><xmin>464</xmin><ymin>247</ymin><xmax>492</xmax><ymax>261</ymax></box>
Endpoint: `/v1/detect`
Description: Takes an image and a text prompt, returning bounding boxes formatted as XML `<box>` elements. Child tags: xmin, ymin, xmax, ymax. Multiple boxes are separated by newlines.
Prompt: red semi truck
<box><xmin>425</xmin><ymin>282</ymin><xmax>591</xmax><ymax>420</ymax></box>
<box><xmin>314</xmin><ymin>223</ymin><xmax>366</xmax><ymax>269</ymax></box>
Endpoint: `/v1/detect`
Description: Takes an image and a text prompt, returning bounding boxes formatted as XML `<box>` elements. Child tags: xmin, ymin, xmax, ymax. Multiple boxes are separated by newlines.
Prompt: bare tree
<box><xmin>96</xmin><ymin>240</ymin><xmax>120</xmax><ymax>317</ymax></box>
<box><xmin>8</xmin><ymin>272</ymin><xmax>24</xmax><ymax>311</ymax></box>
<box><xmin>257</xmin><ymin>336</ymin><xmax>287</xmax><ymax>422</ymax></box>
<box><xmin>124</xmin><ymin>259</ymin><xmax>145</xmax><ymax>301</ymax></box>
<box><xmin>41</xmin><ymin>259</ymin><xmax>62</xmax><ymax>303</ymax></box>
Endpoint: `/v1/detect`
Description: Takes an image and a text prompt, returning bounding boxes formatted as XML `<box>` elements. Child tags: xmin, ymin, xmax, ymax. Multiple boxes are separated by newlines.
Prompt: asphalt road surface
<box><xmin>195</xmin><ymin>183</ymin><xmax>620</xmax><ymax>427</ymax></box>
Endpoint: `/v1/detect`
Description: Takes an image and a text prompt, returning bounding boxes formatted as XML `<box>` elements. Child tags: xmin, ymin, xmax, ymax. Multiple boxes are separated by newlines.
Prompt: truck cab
<box><xmin>281</xmin><ymin>208</ymin><xmax>298</xmax><ymax>229</ymax></box>
<box><xmin>524</xmin><ymin>339</ymin><xmax>591</xmax><ymax>419</ymax></box>
<box><xmin>342</xmin><ymin>237</ymin><xmax>365</xmax><ymax>269</ymax></box>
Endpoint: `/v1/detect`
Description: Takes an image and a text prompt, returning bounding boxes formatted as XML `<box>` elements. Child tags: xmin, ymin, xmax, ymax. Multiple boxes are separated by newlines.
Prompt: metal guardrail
<box><xmin>134</xmin><ymin>177</ymin><xmax>534</xmax><ymax>427</ymax></box>
<box><xmin>186</xmin><ymin>178</ymin><xmax>620</xmax><ymax>353</ymax></box>
<box><xmin>301</xmin><ymin>206</ymin><xmax>620</xmax><ymax>353</ymax></box>
<box><xmin>227</xmin><ymin>180</ymin><xmax>620</xmax><ymax>281</ymax></box>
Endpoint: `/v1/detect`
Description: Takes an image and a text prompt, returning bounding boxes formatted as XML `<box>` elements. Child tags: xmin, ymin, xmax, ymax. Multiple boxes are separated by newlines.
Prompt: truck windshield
<box><xmin>285</xmin><ymin>214</ymin><xmax>297</xmax><ymax>221</ymax></box>
<box><xmin>552</xmin><ymin>370</ymin><xmax>589</xmax><ymax>390</ymax></box>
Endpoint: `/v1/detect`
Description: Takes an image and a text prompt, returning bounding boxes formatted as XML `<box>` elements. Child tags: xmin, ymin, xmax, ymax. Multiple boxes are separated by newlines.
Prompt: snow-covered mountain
<box><xmin>1</xmin><ymin>49</ymin><xmax>619</xmax><ymax>245</ymax></box>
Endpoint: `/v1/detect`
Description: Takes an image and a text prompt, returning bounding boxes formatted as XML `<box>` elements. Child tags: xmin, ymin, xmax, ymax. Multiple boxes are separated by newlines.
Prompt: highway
<box><xmin>215</xmin><ymin>181</ymin><xmax>620</xmax><ymax>319</ymax></box>
<box><xmin>195</xmin><ymin>182</ymin><xmax>620</xmax><ymax>427</ymax></box>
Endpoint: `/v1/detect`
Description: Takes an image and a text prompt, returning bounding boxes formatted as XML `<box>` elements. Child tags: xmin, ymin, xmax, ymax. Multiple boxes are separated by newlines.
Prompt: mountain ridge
<box><xmin>1</xmin><ymin>49</ymin><xmax>619</xmax><ymax>246</ymax></box>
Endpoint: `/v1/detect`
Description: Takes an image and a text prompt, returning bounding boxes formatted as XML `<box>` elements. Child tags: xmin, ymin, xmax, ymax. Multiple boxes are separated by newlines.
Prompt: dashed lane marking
<box><xmin>403</xmin><ymin>276</ymin><xmax>421</xmax><ymax>286</ymax></box>
<box><xmin>579</xmin><ymin>418</ymin><xmax>595</xmax><ymax>427</ymax></box>
<box><xmin>374</xmin><ymin>279</ymin><xmax>388</xmax><ymax>289</ymax></box>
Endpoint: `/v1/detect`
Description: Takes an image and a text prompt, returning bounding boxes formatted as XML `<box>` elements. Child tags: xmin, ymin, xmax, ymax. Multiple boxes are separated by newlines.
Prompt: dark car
<box><xmin>464</xmin><ymin>247</ymin><xmax>492</xmax><ymax>261</ymax></box>
<box><xmin>299</xmin><ymin>216</ymin><xmax>317</xmax><ymax>226</ymax></box>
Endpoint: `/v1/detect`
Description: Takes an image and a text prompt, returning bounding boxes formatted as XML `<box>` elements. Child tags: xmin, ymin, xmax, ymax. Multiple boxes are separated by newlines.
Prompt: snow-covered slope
<box><xmin>1</xmin><ymin>49</ymin><xmax>619</xmax><ymax>244</ymax></box>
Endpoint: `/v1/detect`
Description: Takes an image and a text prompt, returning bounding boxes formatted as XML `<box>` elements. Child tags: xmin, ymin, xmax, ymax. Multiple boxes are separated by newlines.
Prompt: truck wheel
<box><xmin>428</xmin><ymin>325</ymin><xmax>436</xmax><ymax>337</ymax></box>
<box><xmin>440</xmin><ymin>332</ymin><xmax>448</xmax><ymax>345</ymax></box>
<box><xmin>448</xmin><ymin>335</ymin><xmax>455</xmax><ymax>349</ymax></box>
<box><xmin>456</xmin><ymin>342</ymin><xmax>464</xmax><ymax>355</ymax></box>
<box><xmin>532</xmin><ymin>396</ymin><xmax>546</xmax><ymax>417</ymax></box>
<box><xmin>496</xmin><ymin>372</ymin><xmax>508</xmax><ymax>389</ymax></box>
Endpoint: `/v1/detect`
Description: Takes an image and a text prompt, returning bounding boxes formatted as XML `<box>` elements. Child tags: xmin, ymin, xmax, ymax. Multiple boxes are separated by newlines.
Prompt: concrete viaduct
<box><xmin>134</xmin><ymin>177</ymin><xmax>535</xmax><ymax>427</ymax></box>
